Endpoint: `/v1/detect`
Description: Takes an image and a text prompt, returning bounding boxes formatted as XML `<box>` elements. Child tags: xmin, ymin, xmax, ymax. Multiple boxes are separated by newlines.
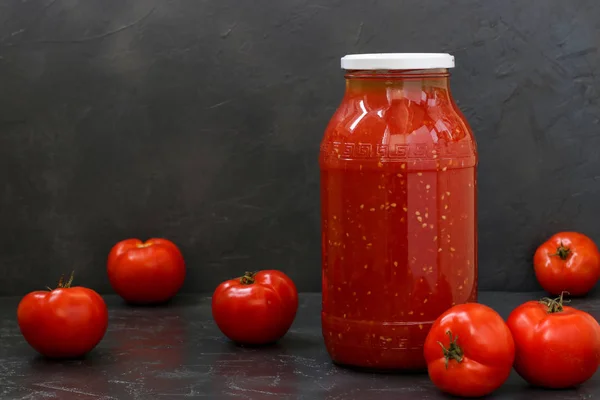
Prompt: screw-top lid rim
<box><xmin>341</xmin><ymin>53</ymin><xmax>455</xmax><ymax>70</ymax></box>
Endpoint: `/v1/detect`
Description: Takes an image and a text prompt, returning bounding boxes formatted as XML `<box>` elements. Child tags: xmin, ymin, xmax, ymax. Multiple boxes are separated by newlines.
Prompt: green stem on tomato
<box><xmin>438</xmin><ymin>330</ymin><xmax>464</xmax><ymax>369</ymax></box>
<box><xmin>240</xmin><ymin>271</ymin><xmax>257</xmax><ymax>285</ymax></box>
<box><xmin>539</xmin><ymin>291</ymin><xmax>570</xmax><ymax>313</ymax></box>
<box><xmin>549</xmin><ymin>242</ymin><xmax>571</xmax><ymax>260</ymax></box>
<box><xmin>53</xmin><ymin>271</ymin><xmax>75</xmax><ymax>290</ymax></box>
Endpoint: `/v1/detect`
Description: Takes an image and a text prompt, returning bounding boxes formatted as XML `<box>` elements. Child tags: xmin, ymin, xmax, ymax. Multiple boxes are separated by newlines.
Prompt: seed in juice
<box><xmin>378</xmin><ymin>161</ymin><xmax>383</xmax><ymax>168</ymax></box>
<box><xmin>417</xmin><ymin>172</ymin><xmax>422</xmax><ymax>176</ymax></box>
<box><xmin>433</xmin><ymin>236</ymin><xmax>438</xmax><ymax>241</ymax></box>
<box><xmin>391</xmin><ymin>203</ymin><xmax>397</xmax><ymax>208</ymax></box>
<box><xmin>415</xmin><ymin>211</ymin><xmax>421</xmax><ymax>216</ymax></box>
<box><xmin>442</xmin><ymin>166</ymin><xmax>448</xmax><ymax>171</ymax></box>
<box><xmin>396</xmin><ymin>173</ymin><xmax>403</xmax><ymax>178</ymax></box>
<box><xmin>419</xmin><ymin>324</ymin><xmax>423</xmax><ymax>330</ymax></box>
<box><xmin>370</xmin><ymin>208</ymin><xmax>375</xmax><ymax>212</ymax></box>
<box><xmin>438</xmin><ymin>248</ymin><xmax>442</xmax><ymax>252</ymax></box>
<box><xmin>393</xmin><ymin>261</ymin><xmax>398</xmax><ymax>267</ymax></box>
<box><xmin>426</xmin><ymin>184</ymin><xmax>431</xmax><ymax>190</ymax></box>
<box><xmin>362</xmin><ymin>236</ymin><xmax>367</xmax><ymax>241</ymax></box>
<box><xmin>441</xmin><ymin>215</ymin><xmax>447</xmax><ymax>220</ymax></box>
<box><xmin>422</xmin><ymin>223</ymin><xmax>427</xmax><ymax>228</ymax></box>
<box><xmin>450</xmin><ymin>247</ymin><xmax>456</xmax><ymax>252</ymax></box>
<box><xmin>367</xmin><ymin>291</ymin><xmax>371</xmax><ymax>295</ymax></box>
<box><xmin>417</xmin><ymin>216</ymin><xmax>423</xmax><ymax>222</ymax></box>
<box><xmin>360</xmin><ymin>204</ymin><xmax>364</xmax><ymax>209</ymax></box>
<box><xmin>364</xmin><ymin>264</ymin><xmax>368</xmax><ymax>269</ymax></box>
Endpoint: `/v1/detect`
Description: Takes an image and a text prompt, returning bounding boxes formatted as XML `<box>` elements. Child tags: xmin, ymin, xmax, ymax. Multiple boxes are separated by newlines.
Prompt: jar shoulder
<box><xmin>321</xmin><ymin>94</ymin><xmax>477</xmax><ymax>165</ymax></box>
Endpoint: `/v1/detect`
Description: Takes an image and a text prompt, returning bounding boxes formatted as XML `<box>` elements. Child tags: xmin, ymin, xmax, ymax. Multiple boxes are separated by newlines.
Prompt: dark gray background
<box><xmin>0</xmin><ymin>0</ymin><xmax>599</xmax><ymax>295</ymax></box>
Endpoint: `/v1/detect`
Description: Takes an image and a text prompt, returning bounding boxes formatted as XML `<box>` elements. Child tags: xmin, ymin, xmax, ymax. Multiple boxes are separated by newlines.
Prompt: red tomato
<box><xmin>507</xmin><ymin>294</ymin><xmax>600</xmax><ymax>388</ymax></box>
<box><xmin>212</xmin><ymin>270</ymin><xmax>298</xmax><ymax>345</ymax></box>
<box><xmin>424</xmin><ymin>303</ymin><xmax>515</xmax><ymax>398</ymax></box>
<box><xmin>534</xmin><ymin>232</ymin><xmax>600</xmax><ymax>296</ymax></box>
<box><xmin>107</xmin><ymin>238</ymin><xmax>185</xmax><ymax>304</ymax></box>
<box><xmin>17</xmin><ymin>274</ymin><xmax>108</xmax><ymax>358</ymax></box>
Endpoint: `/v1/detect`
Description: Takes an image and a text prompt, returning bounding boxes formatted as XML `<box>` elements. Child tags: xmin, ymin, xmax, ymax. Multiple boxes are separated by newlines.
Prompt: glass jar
<box><xmin>320</xmin><ymin>53</ymin><xmax>478</xmax><ymax>370</ymax></box>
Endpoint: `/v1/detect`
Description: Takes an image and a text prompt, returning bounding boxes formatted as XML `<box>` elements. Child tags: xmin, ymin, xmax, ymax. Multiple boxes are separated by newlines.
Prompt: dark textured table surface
<box><xmin>0</xmin><ymin>292</ymin><xmax>598</xmax><ymax>399</ymax></box>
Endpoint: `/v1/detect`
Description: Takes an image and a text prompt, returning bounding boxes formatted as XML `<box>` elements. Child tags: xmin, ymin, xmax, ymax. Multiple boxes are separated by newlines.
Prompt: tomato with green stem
<box><xmin>424</xmin><ymin>303</ymin><xmax>515</xmax><ymax>397</ymax></box>
<box><xmin>212</xmin><ymin>270</ymin><xmax>298</xmax><ymax>345</ymax></box>
<box><xmin>534</xmin><ymin>232</ymin><xmax>600</xmax><ymax>296</ymax></box>
<box><xmin>507</xmin><ymin>293</ymin><xmax>600</xmax><ymax>388</ymax></box>
<box><xmin>17</xmin><ymin>273</ymin><xmax>108</xmax><ymax>358</ymax></box>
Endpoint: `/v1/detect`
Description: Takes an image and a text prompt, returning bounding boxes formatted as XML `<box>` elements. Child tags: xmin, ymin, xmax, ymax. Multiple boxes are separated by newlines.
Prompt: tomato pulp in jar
<box><xmin>320</xmin><ymin>53</ymin><xmax>477</xmax><ymax>370</ymax></box>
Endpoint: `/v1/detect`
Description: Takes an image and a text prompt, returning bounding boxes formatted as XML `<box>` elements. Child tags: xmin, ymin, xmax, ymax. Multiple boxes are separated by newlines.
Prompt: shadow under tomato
<box><xmin>116</xmin><ymin>294</ymin><xmax>199</xmax><ymax>308</ymax></box>
<box><xmin>29</xmin><ymin>346</ymin><xmax>118</xmax><ymax>367</ymax></box>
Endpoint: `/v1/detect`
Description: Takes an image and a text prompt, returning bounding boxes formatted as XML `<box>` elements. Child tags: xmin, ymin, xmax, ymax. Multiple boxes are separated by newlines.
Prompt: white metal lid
<box><xmin>341</xmin><ymin>53</ymin><xmax>455</xmax><ymax>70</ymax></box>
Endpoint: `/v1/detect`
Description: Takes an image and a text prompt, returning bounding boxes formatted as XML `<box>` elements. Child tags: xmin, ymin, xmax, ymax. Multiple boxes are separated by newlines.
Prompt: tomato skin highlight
<box><xmin>534</xmin><ymin>232</ymin><xmax>600</xmax><ymax>296</ymax></box>
<box><xmin>212</xmin><ymin>270</ymin><xmax>298</xmax><ymax>345</ymax></box>
<box><xmin>17</xmin><ymin>287</ymin><xmax>108</xmax><ymax>358</ymax></box>
<box><xmin>107</xmin><ymin>238</ymin><xmax>186</xmax><ymax>304</ymax></box>
<box><xmin>424</xmin><ymin>303</ymin><xmax>515</xmax><ymax>398</ymax></box>
<box><xmin>507</xmin><ymin>298</ymin><xmax>600</xmax><ymax>389</ymax></box>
